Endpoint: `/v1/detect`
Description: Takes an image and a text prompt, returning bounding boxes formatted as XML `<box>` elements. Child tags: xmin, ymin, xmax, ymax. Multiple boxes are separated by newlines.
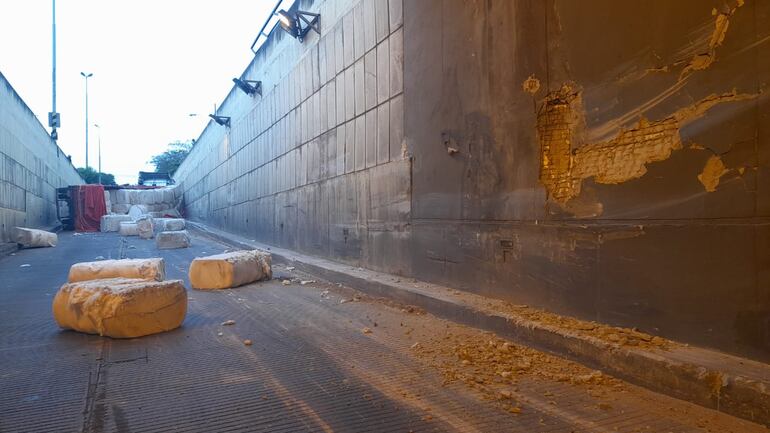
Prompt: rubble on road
<box><xmin>68</xmin><ymin>258</ymin><xmax>166</xmax><ymax>283</ymax></box>
<box><xmin>52</xmin><ymin>277</ymin><xmax>187</xmax><ymax>338</ymax></box>
<box><xmin>189</xmin><ymin>249</ymin><xmax>272</xmax><ymax>290</ymax></box>
<box><xmin>12</xmin><ymin>227</ymin><xmax>57</xmax><ymax>248</ymax></box>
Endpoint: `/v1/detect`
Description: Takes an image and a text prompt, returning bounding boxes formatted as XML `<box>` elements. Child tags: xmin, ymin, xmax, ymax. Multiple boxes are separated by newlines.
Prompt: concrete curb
<box><xmin>189</xmin><ymin>222</ymin><xmax>770</xmax><ymax>427</ymax></box>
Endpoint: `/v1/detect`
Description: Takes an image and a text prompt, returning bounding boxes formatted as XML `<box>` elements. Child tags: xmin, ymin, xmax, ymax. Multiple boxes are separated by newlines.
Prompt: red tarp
<box><xmin>74</xmin><ymin>185</ymin><xmax>107</xmax><ymax>232</ymax></box>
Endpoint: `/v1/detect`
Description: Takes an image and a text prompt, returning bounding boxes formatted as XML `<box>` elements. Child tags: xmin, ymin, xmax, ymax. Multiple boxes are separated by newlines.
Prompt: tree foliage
<box><xmin>149</xmin><ymin>140</ymin><xmax>193</xmax><ymax>175</ymax></box>
<box><xmin>77</xmin><ymin>166</ymin><xmax>116</xmax><ymax>185</ymax></box>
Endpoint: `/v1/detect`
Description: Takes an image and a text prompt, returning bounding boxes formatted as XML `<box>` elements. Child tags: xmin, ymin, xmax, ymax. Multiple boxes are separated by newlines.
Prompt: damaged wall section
<box><xmin>404</xmin><ymin>0</ymin><xmax>769</xmax><ymax>361</ymax></box>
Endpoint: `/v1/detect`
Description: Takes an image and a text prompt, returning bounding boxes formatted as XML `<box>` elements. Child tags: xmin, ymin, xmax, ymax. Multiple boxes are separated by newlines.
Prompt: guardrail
<box><xmin>249</xmin><ymin>0</ymin><xmax>296</xmax><ymax>53</ymax></box>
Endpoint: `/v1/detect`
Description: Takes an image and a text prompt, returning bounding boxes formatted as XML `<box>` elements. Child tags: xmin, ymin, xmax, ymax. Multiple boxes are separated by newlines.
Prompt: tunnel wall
<box><xmin>404</xmin><ymin>0</ymin><xmax>769</xmax><ymax>361</ymax></box>
<box><xmin>174</xmin><ymin>0</ymin><xmax>408</xmax><ymax>269</ymax></box>
<box><xmin>0</xmin><ymin>71</ymin><xmax>83</xmax><ymax>243</ymax></box>
<box><xmin>176</xmin><ymin>0</ymin><xmax>769</xmax><ymax>360</ymax></box>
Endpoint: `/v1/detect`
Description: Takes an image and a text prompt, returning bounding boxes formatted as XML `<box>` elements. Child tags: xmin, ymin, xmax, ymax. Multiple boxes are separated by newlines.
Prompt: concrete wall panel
<box><xmin>0</xmin><ymin>72</ymin><xmax>82</xmax><ymax>241</ymax></box>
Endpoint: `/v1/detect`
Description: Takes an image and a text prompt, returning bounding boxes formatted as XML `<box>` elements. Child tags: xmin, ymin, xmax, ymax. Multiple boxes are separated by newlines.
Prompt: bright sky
<box><xmin>0</xmin><ymin>0</ymin><xmax>276</xmax><ymax>184</ymax></box>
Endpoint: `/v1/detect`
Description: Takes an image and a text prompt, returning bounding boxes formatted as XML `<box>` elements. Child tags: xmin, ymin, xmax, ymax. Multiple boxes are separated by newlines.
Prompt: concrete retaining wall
<box><xmin>176</xmin><ymin>0</ymin><xmax>770</xmax><ymax>361</ymax></box>
<box><xmin>0</xmin><ymin>71</ymin><xmax>83</xmax><ymax>242</ymax></box>
<box><xmin>174</xmin><ymin>0</ymin><xmax>407</xmax><ymax>268</ymax></box>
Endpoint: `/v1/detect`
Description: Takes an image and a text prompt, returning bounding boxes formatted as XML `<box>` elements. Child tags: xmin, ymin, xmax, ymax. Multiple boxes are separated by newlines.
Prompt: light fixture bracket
<box><xmin>277</xmin><ymin>10</ymin><xmax>320</xmax><ymax>42</ymax></box>
<box><xmin>233</xmin><ymin>78</ymin><xmax>262</xmax><ymax>96</ymax></box>
<box><xmin>209</xmin><ymin>114</ymin><xmax>231</xmax><ymax>128</ymax></box>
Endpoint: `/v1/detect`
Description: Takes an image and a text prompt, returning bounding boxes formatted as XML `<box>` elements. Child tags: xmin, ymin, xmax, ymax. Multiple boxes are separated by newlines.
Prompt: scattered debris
<box><xmin>300</xmin><ymin>280</ymin><xmax>316</xmax><ymax>285</ymax></box>
<box><xmin>243</xmin><ymin>339</ymin><xmax>253</xmax><ymax>346</ymax></box>
<box><xmin>362</xmin><ymin>327</ymin><xmax>372</xmax><ymax>334</ymax></box>
<box><xmin>94</xmin><ymin>256</ymin><xmax>105</xmax><ymax>260</ymax></box>
<box><xmin>598</xmin><ymin>402</ymin><xmax>613</xmax><ymax>411</ymax></box>
<box><xmin>222</xmin><ymin>320</ymin><xmax>235</xmax><ymax>326</ymax></box>
<box><xmin>217</xmin><ymin>332</ymin><xmax>223</xmax><ymax>337</ymax></box>
<box><xmin>282</xmin><ymin>280</ymin><xmax>291</xmax><ymax>286</ymax></box>
<box><xmin>411</xmin><ymin>342</ymin><xmax>421</xmax><ymax>349</ymax></box>
<box><xmin>320</xmin><ymin>290</ymin><xmax>330</xmax><ymax>299</ymax></box>
<box><xmin>285</xmin><ymin>266</ymin><xmax>295</xmax><ymax>271</ymax></box>
<box><xmin>20</xmin><ymin>264</ymin><xmax>30</xmax><ymax>268</ymax></box>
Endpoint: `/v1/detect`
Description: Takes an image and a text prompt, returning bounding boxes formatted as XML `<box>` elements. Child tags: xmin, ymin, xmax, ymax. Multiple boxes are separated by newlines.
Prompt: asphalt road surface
<box><xmin>0</xmin><ymin>231</ymin><xmax>765</xmax><ymax>433</ymax></box>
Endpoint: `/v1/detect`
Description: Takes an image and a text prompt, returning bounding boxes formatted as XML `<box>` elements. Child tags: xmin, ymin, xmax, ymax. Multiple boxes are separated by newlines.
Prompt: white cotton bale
<box><xmin>67</xmin><ymin>258</ymin><xmax>166</xmax><ymax>282</ymax></box>
<box><xmin>128</xmin><ymin>205</ymin><xmax>148</xmax><ymax>220</ymax></box>
<box><xmin>100</xmin><ymin>215</ymin><xmax>133</xmax><ymax>232</ymax></box>
<box><xmin>118</xmin><ymin>222</ymin><xmax>139</xmax><ymax>236</ymax></box>
<box><xmin>156</xmin><ymin>230</ymin><xmax>190</xmax><ymax>249</ymax></box>
<box><xmin>136</xmin><ymin>216</ymin><xmax>154</xmax><ymax>239</ymax></box>
<box><xmin>52</xmin><ymin>277</ymin><xmax>187</xmax><ymax>338</ymax></box>
<box><xmin>112</xmin><ymin>204</ymin><xmax>130</xmax><ymax>215</ymax></box>
<box><xmin>189</xmin><ymin>250</ymin><xmax>272</xmax><ymax>290</ymax></box>
<box><xmin>13</xmin><ymin>227</ymin><xmax>57</xmax><ymax>248</ymax></box>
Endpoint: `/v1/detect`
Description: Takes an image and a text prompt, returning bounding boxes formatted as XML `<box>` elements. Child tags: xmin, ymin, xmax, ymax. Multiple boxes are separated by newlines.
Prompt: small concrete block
<box><xmin>189</xmin><ymin>250</ymin><xmax>272</xmax><ymax>290</ymax></box>
<box><xmin>52</xmin><ymin>277</ymin><xmax>187</xmax><ymax>338</ymax></box>
<box><xmin>136</xmin><ymin>215</ymin><xmax>154</xmax><ymax>239</ymax></box>
<box><xmin>118</xmin><ymin>222</ymin><xmax>139</xmax><ymax>236</ymax></box>
<box><xmin>156</xmin><ymin>230</ymin><xmax>190</xmax><ymax>249</ymax></box>
<box><xmin>68</xmin><ymin>258</ymin><xmax>166</xmax><ymax>283</ymax></box>
<box><xmin>100</xmin><ymin>215</ymin><xmax>133</xmax><ymax>232</ymax></box>
<box><xmin>13</xmin><ymin>227</ymin><xmax>57</xmax><ymax>248</ymax></box>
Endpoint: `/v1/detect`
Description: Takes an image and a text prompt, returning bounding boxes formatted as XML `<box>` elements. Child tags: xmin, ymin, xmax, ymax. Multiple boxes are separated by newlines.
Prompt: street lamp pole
<box><xmin>80</xmin><ymin>72</ymin><xmax>93</xmax><ymax>169</ymax></box>
<box><xmin>49</xmin><ymin>0</ymin><xmax>59</xmax><ymax>140</ymax></box>
<box><xmin>94</xmin><ymin>124</ymin><xmax>102</xmax><ymax>184</ymax></box>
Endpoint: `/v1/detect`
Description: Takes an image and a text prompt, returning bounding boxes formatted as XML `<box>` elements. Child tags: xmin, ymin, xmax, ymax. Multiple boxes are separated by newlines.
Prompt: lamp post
<box><xmin>94</xmin><ymin>123</ymin><xmax>102</xmax><ymax>184</ymax></box>
<box><xmin>80</xmin><ymin>72</ymin><xmax>93</xmax><ymax>169</ymax></box>
<box><xmin>48</xmin><ymin>0</ymin><xmax>59</xmax><ymax>140</ymax></box>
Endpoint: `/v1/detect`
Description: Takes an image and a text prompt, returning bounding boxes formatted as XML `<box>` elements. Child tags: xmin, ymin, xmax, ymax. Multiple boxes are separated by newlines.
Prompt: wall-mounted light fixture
<box><xmin>233</xmin><ymin>78</ymin><xmax>262</xmax><ymax>96</ymax></box>
<box><xmin>276</xmin><ymin>9</ymin><xmax>320</xmax><ymax>42</ymax></box>
<box><xmin>209</xmin><ymin>114</ymin><xmax>231</xmax><ymax>128</ymax></box>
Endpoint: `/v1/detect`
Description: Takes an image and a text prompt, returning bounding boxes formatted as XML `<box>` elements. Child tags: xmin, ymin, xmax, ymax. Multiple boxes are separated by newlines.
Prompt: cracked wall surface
<box><xmin>538</xmin><ymin>87</ymin><xmax>757</xmax><ymax>207</ymax></box>
<box><xmin>405</xmin><ymin>0</ymin><xmax>769</xmax><ymax>362</ymax></box>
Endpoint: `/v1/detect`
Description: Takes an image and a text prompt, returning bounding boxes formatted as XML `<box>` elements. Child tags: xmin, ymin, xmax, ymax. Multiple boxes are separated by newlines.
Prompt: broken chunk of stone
<box><xmin>12</xmin><ymin>227</ymin><xmax>57</xmax><ymax>248</ymax></box>
<box><xmin>100</xmin><ymin>215</ymin><xmax>133</xmax><ymax>232</ymax></box>
<box><xmin>52</xmin><ymin>277</ymin><xmax>187</xmax><ymax>338</ymax></box>
<box><xmin>68</xmin><ymin>258</ymin><xmax>166</xmax><ymax>283</ymax></box>
<box><xmin>156</xmin><ymin>230</ymin><xmax>191</xmax><ymax>249</ymax></box>
<box><xmin>118</xmin><ymin>222</ymin><xmax>139</xmax><ymax>236</ymax></box>
<box><xmin>189</xmin><ymin>250</ymin><xmax>272</xmax><ymax>290</ymax></box>
<box><xmin>136</xmin><ymin>215</ymin><xmax>154</xmax><ymax>239</ymax></box>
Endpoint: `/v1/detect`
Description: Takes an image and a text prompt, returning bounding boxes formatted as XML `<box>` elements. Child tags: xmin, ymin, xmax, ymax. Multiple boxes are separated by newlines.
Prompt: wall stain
<box><xmin>538</xmin><ymin>87</ymin><xmax>756</xmax><ymax>209</ymax></box>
